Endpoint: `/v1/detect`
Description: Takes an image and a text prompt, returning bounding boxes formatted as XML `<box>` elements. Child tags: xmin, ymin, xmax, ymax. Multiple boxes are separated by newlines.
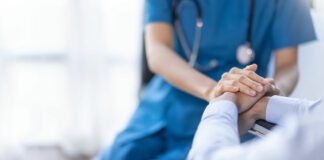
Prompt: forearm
<box><xmin>274</xmin><ymin>64</ymin><xmax>299</xmax><ymax>96</ymax></box>
<box><xmin>274</xmin><ymin>47</ymin><xmax>299</xmax><ymax>96</ymax></box>
<box><xmin>148</xmin><ymin>44</ymin><xmax>217</xmax><ymax>100</ymax></box>
<box><xmin>239</xmin><ymin>95</ymin><xmax>318</xmax><ymax>135</ymax></box>
<box><xmin>188</xmin><ymin>101</ymin><xmax>240</xmax><ymax>160</ymax></box>
<box><xmin>145</xmin><ymin>24</ymin><xmax>268</xmax><ymax>102</ymax></box>
<box><xmin>145</xmin><ymin>24</ymin><xmax>217</xmax><ymax>101</ymax></box>
<box><xmin>190</xmin><ymin>96</ymin><xmax>318</xmax><ymax>160</ymax></box>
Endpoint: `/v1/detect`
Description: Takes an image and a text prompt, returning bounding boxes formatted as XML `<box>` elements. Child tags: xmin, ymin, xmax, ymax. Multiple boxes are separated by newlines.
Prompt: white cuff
<box><xmin>266</xmin><ymin>96</ymin><xmax>320</xmax><ymax>125</ymax></box>
<box><xmin>203</xmin><ymin>101</ymin><xmax>238</xmax><ymax>123</ymax></box>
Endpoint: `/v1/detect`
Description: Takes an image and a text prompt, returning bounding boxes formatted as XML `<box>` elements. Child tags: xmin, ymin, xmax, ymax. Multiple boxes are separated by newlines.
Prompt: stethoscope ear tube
<box><xmin>188</xmin><ymin>18</ymin><xmax>202</xmax><ymax>67</ymax></box>
<box><xmin>236</xmin><ymin>0</ymin><xmax>256</xmax><ymax>65</ymax></box>
<box><xmin>174</xmin><ymin>0</ymin><xmax>218</xmax><ymax>71</ymax></box>
<box><xmin>175</xmin><ymin>18</ymin><xmax>218</xmax><ymax>71</ymax></box>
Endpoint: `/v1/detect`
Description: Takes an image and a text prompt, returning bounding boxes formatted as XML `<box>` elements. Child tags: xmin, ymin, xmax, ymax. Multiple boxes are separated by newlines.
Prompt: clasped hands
<box><xmin>208</xmin><ymin>64</ymin><xmax>281</xmax><ymax>135</ymax></box>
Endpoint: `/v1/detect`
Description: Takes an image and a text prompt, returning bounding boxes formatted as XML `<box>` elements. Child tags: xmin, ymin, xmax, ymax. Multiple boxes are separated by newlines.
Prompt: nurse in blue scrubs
<box><xmin>102</xmin><ymin>0</ymin><xmax>316</xmax><ymax>159</ymax></box>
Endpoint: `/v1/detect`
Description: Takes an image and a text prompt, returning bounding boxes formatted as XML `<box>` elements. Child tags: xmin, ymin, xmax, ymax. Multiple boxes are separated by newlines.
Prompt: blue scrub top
<box><xmin>116</xmin><ymin>0</ymin><xmax>316</xmax><ymax>148</ymax></box>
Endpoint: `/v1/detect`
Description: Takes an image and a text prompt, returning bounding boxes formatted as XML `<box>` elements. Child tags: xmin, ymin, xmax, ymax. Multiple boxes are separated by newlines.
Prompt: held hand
<box><xmin>238</xmin><ymin>97</ymin><xmax>269</xmax><ymax>135</ymax></box>
<box><xmin>265</xmin><ymin>78</ymin><xmax>282</xmax><ymax>96</ymax></box>
<box><xmin>237</xmin><ymin>80</ymin><xmax>278</xmax><ymax>135</ymax></box>
<box><xmin>234</xmin><ymin>84</ymin><xmax>272</xmax><ymax>113</ymax></box>
<box><xmin>210</xmin><ymin>83</ymin><xmax>273</xmax><ymax>135</ymax></box>
<box><xmin>206</xmin><ymin>64</ymin><xmax>269</xmax><ymax>102</ymax></box>
<box><xmin>211</xmin><ymin>84</ymin><xmax>272</xmax><ymax>114</ymax></box>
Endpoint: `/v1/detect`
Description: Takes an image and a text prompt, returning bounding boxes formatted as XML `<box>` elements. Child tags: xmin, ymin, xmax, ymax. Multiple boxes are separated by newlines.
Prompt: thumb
<box><xmin>244</xmin><ymin>64</ymin><xmax>257</xmax><ymax>72</ymax></box>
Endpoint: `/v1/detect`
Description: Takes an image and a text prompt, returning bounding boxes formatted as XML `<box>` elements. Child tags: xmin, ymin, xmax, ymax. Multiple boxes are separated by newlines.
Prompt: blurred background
<box><xmin>0</xmin><ymin>0</ymin><xmax>323</xmax><ymax>159</ymax></box>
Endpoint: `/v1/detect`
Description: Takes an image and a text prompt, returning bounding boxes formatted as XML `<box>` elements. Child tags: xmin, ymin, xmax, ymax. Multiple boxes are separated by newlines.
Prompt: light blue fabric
<box><xmin>102</xmin><ymin>0</ymin><xmax>316</xmax><ymax>159</ymax></box>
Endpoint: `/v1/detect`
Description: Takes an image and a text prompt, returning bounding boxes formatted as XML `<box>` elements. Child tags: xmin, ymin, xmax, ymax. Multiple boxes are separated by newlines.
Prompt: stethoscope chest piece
<box><xmin>236</xmin><ymin>44</ymin><xmax>255</xmax><ymax>65</ymax></box>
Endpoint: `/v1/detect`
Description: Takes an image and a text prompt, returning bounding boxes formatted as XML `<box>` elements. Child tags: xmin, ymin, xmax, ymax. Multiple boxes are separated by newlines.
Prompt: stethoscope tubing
<box><xmin>173</xmin><ymin>0</ymin><xmax>255</xmax><ymax>71</ymax></box>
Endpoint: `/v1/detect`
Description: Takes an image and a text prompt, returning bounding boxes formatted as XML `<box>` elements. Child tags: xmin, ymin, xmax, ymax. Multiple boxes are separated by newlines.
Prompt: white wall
<box><xmin>291</xmin><ymin>8</ymin><xmax>324</xmax><ymax>100</ymax></box>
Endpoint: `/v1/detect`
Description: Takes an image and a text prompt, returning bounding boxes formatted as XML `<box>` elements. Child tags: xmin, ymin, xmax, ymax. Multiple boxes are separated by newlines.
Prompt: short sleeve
<box><xmin>144</xmin><ymin>0</ymin><xmax>173</xmax><ymax>24</ymax></box>
<box><xmin>271</xmin><ymin>0</ymin><xmax>317</xmax><ymax>50</ymax></box>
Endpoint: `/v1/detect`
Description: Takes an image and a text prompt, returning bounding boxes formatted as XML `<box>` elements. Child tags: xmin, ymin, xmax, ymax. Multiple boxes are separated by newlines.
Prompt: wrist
<box><xmin>210</xmin><ymin>92</ymin><xmax>237</xmax><ymax>105</ymax></box>
<box><xmin>278</xmin><ymin>89</ymin><xmax>287</xmax><ymax>96</ymax></box>
<box><xmin>203</xmin><ymin>82</ymin><xmax>218</xmax><ymax>102</ymax></box>
<box><xmin>251</xmin><ymin>97</ymin><xmax>270</xmax><ymax>120</ymax></box>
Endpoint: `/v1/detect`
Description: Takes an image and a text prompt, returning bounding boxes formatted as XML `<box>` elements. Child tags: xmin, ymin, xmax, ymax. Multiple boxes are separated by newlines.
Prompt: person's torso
<box><xmin>174</xmin><ymin>0</ymin><xmax>277</xmax><ymax>79</ymax></box>
<box><xmin>130</xmin><ymin>0</ymin><xmax>279</xmax><ymax>139</ymax></box>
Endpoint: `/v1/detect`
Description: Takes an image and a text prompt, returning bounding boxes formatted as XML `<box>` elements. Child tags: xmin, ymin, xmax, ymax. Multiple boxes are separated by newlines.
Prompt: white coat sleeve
<box><xmin>188</xmin><ymin>99</ymin><xmax>324</xmax><ymax>160</ymax></box>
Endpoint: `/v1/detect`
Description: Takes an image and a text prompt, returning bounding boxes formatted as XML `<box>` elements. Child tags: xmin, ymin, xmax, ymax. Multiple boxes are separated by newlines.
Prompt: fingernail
<box><xmin>257</xmin><ymin>86</ymin><xmax>263</xmax><ymax>92</ymax></box>
<box><xmin>271</xmin><ymin>84</ymin><xmax>276</xmax><ymax>89</ymax></box>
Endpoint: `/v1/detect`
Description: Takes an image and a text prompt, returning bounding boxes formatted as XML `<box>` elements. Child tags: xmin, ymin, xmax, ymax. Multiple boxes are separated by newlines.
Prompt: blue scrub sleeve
<box><xmin>271</xmin><ymin>0</ymin><xmax>316</xmax><ymax>50</ymax></box>
<box><xmin>145</xmin><ymin>0</ymin><xmax>173</xmax><ymax>24</ymax></box>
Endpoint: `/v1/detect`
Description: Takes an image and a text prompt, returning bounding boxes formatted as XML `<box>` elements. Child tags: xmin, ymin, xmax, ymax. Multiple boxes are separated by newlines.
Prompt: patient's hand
<box><xmin>237</xmin><ymin>82</ymin><xmax>277</xmax><ymax>135</ymax></box>
<box><xmin>211</xmin><ymin>83</ymin><xmax>273</xmax><ymax>135</ymax></box>
<box><xmin>238</xmin><ymin>97</ymin><xmax>269</xmax><ymax>135</ymax></box>
<box><xmin>221</xmin><ymin>84</ymin><xmax>272</xmax><ymax>113</ymax></box>
<box><xmin>217</xmin><ymin>84</ymin><xmax>273</xmax><ymax>135</ymax></box>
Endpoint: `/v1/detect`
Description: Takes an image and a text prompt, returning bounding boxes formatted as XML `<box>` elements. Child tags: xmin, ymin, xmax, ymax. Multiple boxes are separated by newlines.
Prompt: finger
<box><xmin>270</xmin><ymin>85</ymin><xmax>281</xmax><ymax>95</ymax></box>
<box><xmin>212</xmin><ymin>82</ymin><xmax>239</xmax><ymax>97</ymax></box>
<box><xmin>264</xmin><ymin>84</ymin><xmax>280</xmax><ymax>96</ymax></box>
<box><xmin>221</xmin><ymin>84</ymin><xmax>239</xmax><ymax>93</ymax></box>
<box><xmin>265</xmin><ymin>78</ymin><xmax>275</xmax><ymax>85</ymax></box>
<box><xmin>231</xmin><ymin>68</ymin><xmax>268</xmax><ymax>85</ymax></box>
<box><xmin>221</xmin><ymin>72</ymin><xmax>230</xmax><ymax>80</ymax></box>
<box><xmin>238</xmin><ymin>75</ymin><xmax>264</xmax><ymax>92</ymax></box>
<box><xmin>223</xmin><ymin>79</ymin><xmax>256</xmax><ymax>96</ymax></box>
<box><xmin>237</xmin><ymin>83</ymin><xmax>257</xmax><ymax>96</ymax></box>
<box><xmin>225</xmin><ymin>73</ymin><xmax>263</xmax><ymax>93</ymax></box>
<box><xmin>244</xmin><ymin>64</ymin><xmax>258</xmax><ymax>72</ymax></box>
<box><xmin>264</xmin><ymin>78</ymin><xmax>281</xmax><ymax>95</ymax></box>
<box><xmin>244</xmin><ymin>65</ymin><xmax>271</xmax><ymax>85</ymax></box>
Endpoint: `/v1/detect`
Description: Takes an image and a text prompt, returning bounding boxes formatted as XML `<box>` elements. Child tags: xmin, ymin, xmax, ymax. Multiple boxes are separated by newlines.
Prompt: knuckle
<box><xmin>229</xmin><ymin>86</ymin><xmax>236</xmax><ymax>91</ymax></box>
<box><xmin>223</xmin><ymin>86</ymin><xmax>230</xmax><ymax>92</ymax></box>
<box><xmin>247</xmin><ymin>71</ymin><xmax>254</xmax><ymax>76</ymax></box>
<box><xmin>218</xmin><ymin>79</ymin><xmax>224</xmax><ymax>84</ymax></box>
<box><xmin>230</xmin><ymin>67</ymin><xmax>238</xmax><ymax>73</ymax></box>
<box><xmin>219</xmin><ymin>85</ymin><xmax>224</xmax><ymax>91</ymax></box>
<box><xmin>238</xmin><ymin>75</ymin><xmax>246</xmax><ymax>81</ymax></box>
<box><xmin>234</xmin><ymin>81</ymin><xmax>239</xmax><ymax>86</ymax></box>
<box><xmin>230</xmin><ymin>80</ymin><xmax>237</xmax><ymax>86</ymax></box>
<box><xmin>221</xmin><ymin>72</ymin><xmax>229</xmax><ymax>79</ymax></box>
<box><xmin>241</xmin><ymin>86</ymin><xmax>249</xmax><ymax>92</ymax></box>
<box><xmin>243</xmin><ymin>89</ymin><xmax>251</xmax><ymax>94</ymax></box>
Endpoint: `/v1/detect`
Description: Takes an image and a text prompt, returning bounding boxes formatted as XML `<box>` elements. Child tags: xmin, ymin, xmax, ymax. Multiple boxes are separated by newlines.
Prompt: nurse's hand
<box><xmin>264</xmin><ymin>78</ymin><xmax>282</xmax><ymax>96</ymax></box>
<box><xmin>236</xmin><ymin>84</ymin><xmax>272</xmax><ymax>113</ymax></box>
<box><xmin>207</xmin><ymin>64</ymin><xmax>269</xmax><ymax>101</ymax></box>
<box><xmin>211</xmin><ymin>83</ymin><xmax>276</xmax><ymax>135</ymax></box>
<box><xmin>211</xmin><ymin>83</ymin><xmax>272</xmax><ymax>113</ymax></box>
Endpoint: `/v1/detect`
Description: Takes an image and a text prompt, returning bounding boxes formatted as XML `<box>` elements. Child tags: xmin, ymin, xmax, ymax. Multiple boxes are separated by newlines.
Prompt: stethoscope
<box><xmin>173</xmin><ymin>0</ymin><xmax>256</xmax><ymax>71</ymax></box>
